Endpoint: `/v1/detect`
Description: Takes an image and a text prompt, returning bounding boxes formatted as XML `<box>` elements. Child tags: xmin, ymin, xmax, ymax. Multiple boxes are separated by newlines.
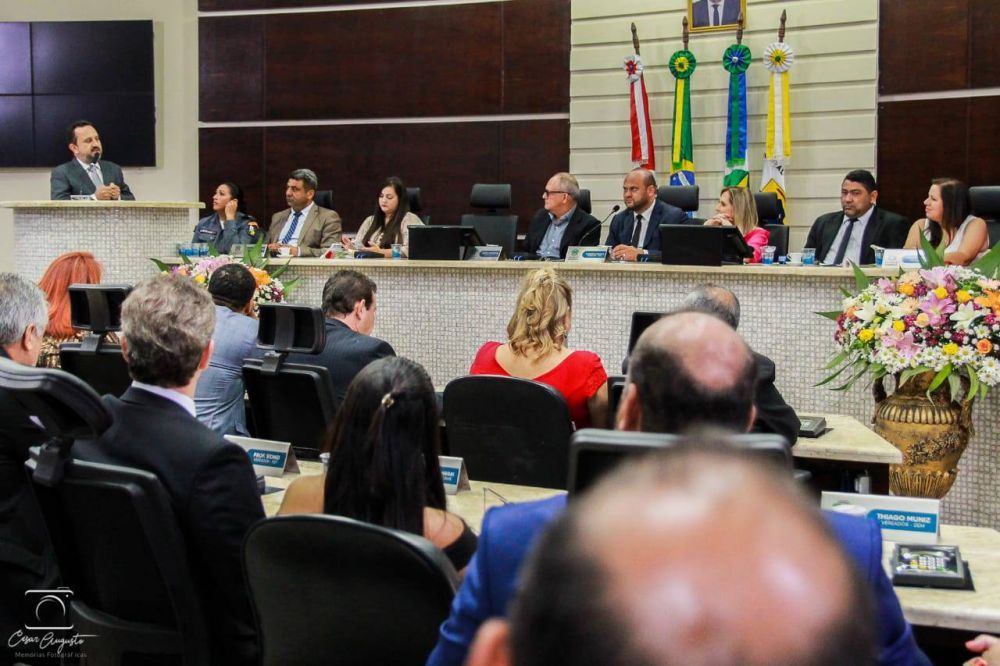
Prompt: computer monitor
<box><xmin>408</xmin><ymin>225</ymin><xmax>485</xmax><ymax>260</ymax></box>
<box><xmin>659</xmin><ymin>225</ymin><xmax>754</xmax><ymax>266</ymax></box>
<box><xmin>627</xmin><ymin>311</ymin><xmax>663</xmax><ymax>354</ymax></box>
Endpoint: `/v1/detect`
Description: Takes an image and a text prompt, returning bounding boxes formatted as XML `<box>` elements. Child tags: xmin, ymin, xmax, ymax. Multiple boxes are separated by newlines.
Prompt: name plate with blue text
<box><xmin>226</xmin><ymin>435</ymin><xmax>301</xmax><ymax>478</ymax></box>
<box><xmin>566</xmin><ymin>246</ymin><xmax>609</xmax><ymax>262</ymax></box>
<box><xmin>468</xmin><ymin>245</ymin><xmax>503</xmax><ymax>261</ymax></box>
<box><xmin>821</xmin><ymin>492</ymin><xmax>940</xmax><ymax>544</ymax></box>
<box><xmin>881</xmin><ymin>249</ymin><xmax>923</xmax><ymax>269</ymax></box>
<box><xmin>439</xmin><ymin>455</ymin><xmax>471</xmax><ymax>495</ymax></box>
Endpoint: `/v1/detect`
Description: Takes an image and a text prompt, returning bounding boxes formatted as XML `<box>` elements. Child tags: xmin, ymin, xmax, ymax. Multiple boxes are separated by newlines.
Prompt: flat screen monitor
<box><xmin>409</xmin><ymin>225</ymin><xmax>484</xmax><ymax>260</ymax></box>
<box><xmin>659</xmin><ymin>225</ymin><xmax>754</xmax><ymax>266</ymax></box>
<box><xmin>627</xmin><ymin>311</ymin><xmax>663</xmax><ymax>354</ymax></box>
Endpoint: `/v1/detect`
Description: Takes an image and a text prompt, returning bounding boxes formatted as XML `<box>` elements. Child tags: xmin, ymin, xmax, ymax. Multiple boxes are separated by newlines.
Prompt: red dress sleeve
<box><xmin>469</xmin><ymin>341</ymin><xmax>506</xmax><ymax>375</ymax></box>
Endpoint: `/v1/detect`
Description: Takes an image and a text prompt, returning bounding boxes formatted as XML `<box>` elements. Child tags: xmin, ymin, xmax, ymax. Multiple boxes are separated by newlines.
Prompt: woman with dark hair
<box><xmin>904</xmin><ymin>178</ymin><xmax>990</xmax><ymax>265</ymax></box>
<box><xmin>278</xmin><ymin>356</ymin><xmax>477</xmax><ymax>572</ymax></box>
<box><xmin>342</xmin><ymin>176</ymin><xmax>424</xmax><ymax>257</ymax></box>
<box><xmin>192</xmin><ymin>181</ymin><xmax>260</xmax><ymax>254</ymax></box>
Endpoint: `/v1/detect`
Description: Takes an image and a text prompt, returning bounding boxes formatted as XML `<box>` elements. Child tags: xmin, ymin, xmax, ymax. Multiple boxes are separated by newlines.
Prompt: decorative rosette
<box><xmin>722</xmin><ymin>44</ymin><xmax>752</xmax><ymax>74</ymax></box>
<box><xmin>668</xmin><ymin>50</ymin><xmax>697</xmax><ymax>80</ymax></box>
<box><xmin>623</xmin><ymin>54</ymin><xmax>644</xmax><ymax>83</ymax></box>
<box><xmin>763</xmin><ymin>42</ymin><xmax>794</xmax><ymax>73</ymax></box>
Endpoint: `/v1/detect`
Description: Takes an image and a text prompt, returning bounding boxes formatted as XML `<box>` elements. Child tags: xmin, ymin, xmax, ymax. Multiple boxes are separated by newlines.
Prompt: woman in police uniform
<box><xmin>192</xmin><ymin>181</ymin><xmax>258</xmax><ymax>254</ymax></box>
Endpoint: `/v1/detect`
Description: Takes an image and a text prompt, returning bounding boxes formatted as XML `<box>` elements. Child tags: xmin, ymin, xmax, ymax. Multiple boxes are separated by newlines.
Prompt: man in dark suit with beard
<box><xmin>50</xmin><ymin>120</ymin><xmax>135</xmax><ymax>201</ymax></box>
<box><xmin>607</xmin><ymin>168</ymin><xmax>688</xmax><ymax>262</ymax></box>
<box><xmin>71</xmin><ymin>274</ymin><xmax>263</xmax><ymax>666</ymax></box>
<box><xmin>522</xmin><ymin>173</ymin><xmax>601</xmax><ymax>259</ymax></box>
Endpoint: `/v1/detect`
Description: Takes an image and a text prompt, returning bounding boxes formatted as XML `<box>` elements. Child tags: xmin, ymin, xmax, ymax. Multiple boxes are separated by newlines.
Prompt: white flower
<box><xmin>950</xmin><ymin>303</ymin><xmax>982</xmax><ymax>330</ymax></box>
<box><xmin>855</xmin><ymin>301</ymin><xmax>877</xmax><ymax>323</ymax></box>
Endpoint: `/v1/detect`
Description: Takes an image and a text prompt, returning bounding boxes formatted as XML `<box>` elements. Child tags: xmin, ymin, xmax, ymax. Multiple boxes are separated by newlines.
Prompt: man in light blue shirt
<box><xmin>522</xmin><ymin>173</ymin><xmax>601</xmax><ymax>259</ymax></box>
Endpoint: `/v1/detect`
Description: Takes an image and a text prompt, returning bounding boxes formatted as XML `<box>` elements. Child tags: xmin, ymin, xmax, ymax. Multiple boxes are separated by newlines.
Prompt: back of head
<box><xmin>121</xmin><ymin>274</ymin><xmax>215</xmax><ymax>388</ymax></box>
<box><xmin>721</xmin><ymin>186</ymin><xmax>759</xmax><ymax>234</ymax></box>
<box><xmin>322</xmin><ymin>269</ymin><xmax>376</xmax><ymax>317</ymax></box>
<box><xmin>506</xmin><ymin>268</ymin><xmax>572</xmax><ymax>357</ymax></box>
<box><xmin>678</xmin><ymin>283</ymin><xmax>740</xmax><ymax>329</ymax></box>
<box><xmin>628</xmin><ymin>311</ymin><xmax>755</xmax><ymax>433</ymax></box>
<box><xmin>208</xmin><ymin>263</ymin><xmax>256</xmax><ymax>312</ymax></box>
<box><xmin>508</xmin><ymin>435</ymin><xmax>876</xmax><ymax>666</ymax></box>
<box><xmin>38</xmin><ymin>251</ymin><xmax>104</xmax><ymax>337</ymax></box>
<box><xmin>322</xmin><ymin>356</ymin><xmax>445</xmax><ymax>535</ymax></box>
<box><xmin>0</xmin><ymin>273</ymin><xmax>48</xmax><ymax>355</ymax></box>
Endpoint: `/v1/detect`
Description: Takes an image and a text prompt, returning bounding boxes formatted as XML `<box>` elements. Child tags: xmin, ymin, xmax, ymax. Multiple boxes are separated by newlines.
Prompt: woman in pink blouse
<box><xmin>704</xmin><ymin>186</ymin><xmax>770</xmax><ymax>263</ymax></box>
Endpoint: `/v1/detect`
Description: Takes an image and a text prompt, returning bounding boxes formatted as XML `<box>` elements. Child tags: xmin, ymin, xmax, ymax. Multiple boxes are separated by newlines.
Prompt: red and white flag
<box><xmin>624</xmin><ymin>54</ymin><xmax>655</xmax><ymax>170</ymax></box>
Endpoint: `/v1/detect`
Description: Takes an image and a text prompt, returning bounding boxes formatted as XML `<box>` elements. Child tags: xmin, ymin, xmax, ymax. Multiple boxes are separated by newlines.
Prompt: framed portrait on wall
<box><xmin>688</xmin><ymin>0</ymin><xmax>747</xmax><ymax>33</ymax></box>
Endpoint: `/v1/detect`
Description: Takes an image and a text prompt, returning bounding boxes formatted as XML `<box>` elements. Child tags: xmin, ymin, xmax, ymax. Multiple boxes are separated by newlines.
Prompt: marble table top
<box><xmin>794</xmin><ymin>414</ymin><xmax>902</xmax><ymax>464</ymax></box>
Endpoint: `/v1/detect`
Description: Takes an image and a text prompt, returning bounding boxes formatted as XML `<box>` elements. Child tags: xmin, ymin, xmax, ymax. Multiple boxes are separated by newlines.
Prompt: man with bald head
<box><xmin>467</xmin><ymin>439</ymin><xmax>878</xmax><ymax>666</ymax></box>
<box><xmin>606</xmin><ymin>167</ymin><xmax>688</xmax><ymax>262</ymax></box>
<box><xmin>522</xmin><ymin>172</ymin><xmax>601</xmax><ymax>259</ymax></box>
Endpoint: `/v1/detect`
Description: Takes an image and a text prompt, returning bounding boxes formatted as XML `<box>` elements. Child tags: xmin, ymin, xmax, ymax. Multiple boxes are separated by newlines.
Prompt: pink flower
<box><xmin>919</xmin><ymin>266</ymin><xmax>958</xmax><ymax>290</ymax></box>
<box><xmin>876</xmin><ymin>278</ymin><xmax>896</xmax><ymax>294</ymax></box>
<box><xmin>884</xmin><ymin>330</ymin><xmax>920</xmax><ymax>359</ymax></box>
<box><xmin>919</xmin><ymin>291</ymin><xmax>956</xmax><ymax>326</ymax></box>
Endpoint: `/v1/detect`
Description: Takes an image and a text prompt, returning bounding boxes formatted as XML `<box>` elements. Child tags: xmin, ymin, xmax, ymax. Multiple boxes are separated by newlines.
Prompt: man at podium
<box><xmin>50</xmin><ymin>120</ymin><xmax>135</xmax><ymax>201</ymax></box>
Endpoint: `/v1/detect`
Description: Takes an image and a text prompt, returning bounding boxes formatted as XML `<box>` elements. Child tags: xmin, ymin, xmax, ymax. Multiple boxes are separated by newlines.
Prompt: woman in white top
<box><xmin>904</xmin><ymin>178</ymin><xmax>989</xmax><ymax>266</ymax></box>
<box><xmin>342</xmin><ymin>176</ymin><xmax>423</xmax><ymax>257</ymax></box>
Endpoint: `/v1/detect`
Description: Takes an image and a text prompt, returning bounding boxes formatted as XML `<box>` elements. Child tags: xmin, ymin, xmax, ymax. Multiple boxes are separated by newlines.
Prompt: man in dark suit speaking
<box><xmin>522</xmin><ymin>172</ymin><xmax>600</xmax><ymax>259</ymax></box>
<box><xmin>804</xmin><ymin>169</ymin><xmax>908</xmax><ymax>266</ymax></box>
<box><xmin>691</xmin><ymin>0</ymin><xmax>742</xmax><ymax>28</ymax></box>
<box><xmin>50</xmin><ymin>120</ymin><xmax>135</xmax><ymax>201</ymax></box>
<box><xmin>607</xmin><ymin>168</ymin><xmax>688</xmax><ymax>261</ymax></box>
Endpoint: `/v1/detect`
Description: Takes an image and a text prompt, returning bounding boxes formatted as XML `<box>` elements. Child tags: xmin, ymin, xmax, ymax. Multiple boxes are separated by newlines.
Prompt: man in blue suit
<box><xmin>607</xmin><ymin>168</ymin><xmax>687</xmax><ymax>261</ymax></box>
<box><xmin>50</xmin><ymin>120</ymin><xmax>135</xmax><ymax>201</ymax></box>
<box><xmin>691</xmin><ymin>0</ymin><xmax>742</xmax><ymax>28</ymax></box>
<box><xmin>428</xmin><ymin>312</ymin><xmax>928</xmax><ymax>666</ymax></box>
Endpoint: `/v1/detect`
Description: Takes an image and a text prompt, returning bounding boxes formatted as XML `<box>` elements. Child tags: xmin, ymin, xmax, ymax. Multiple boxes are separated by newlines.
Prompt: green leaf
<box><xmin>839</xmin><ymin>287</ymin><xmax>853</xmax><ymax>298</ymax></box>
<box><xmin>918</xmin><ymin>230</ymin><xmax>945</xmax><ymax>268</ymax></box>
<box><xmin>927</xmin><ymin>363</ymin><xmax>953</xmax><ymax>396</ymax></box>
<box><xmin>817</xmin><ymin>310</ymin><xmax>842</xmax><ymax>321</ymax></box>
<box><xmin>149</xmin><ymin>258</ymin><xmax>172</xmax><ymax>273</ymax></box>
<box><xmin>946</xmin><ymin>372</ymin><xmax>961</xmax><ymax>402</ymax></box>
<box><xmin>824</xmin><ymin>350</ymin><xmax>850</xmax><ymax>370</ymax></box>
<box><xmin>980</xmin><ymin>382</ymin><xmax>989</xmax><ymax>401</ymax></box>
<box><xmin>815</xmin><ymin>363</ymin><xmax>854</xmax><ymax>387</ymax></box>
<box><xmin>850</xmin><ymin>261</ymin><xmax>871</xmax><ymax>290</ymax></box>
<box><xmin>282</xmin><ymin>277</ymin><xmax>301</xmax><ymax>295</ymax></box>
<box><xmin>970</xmin><ymin>238</ymin><xmax>1000</xmax><ymax>278</ymax></box>
<box><xmin>208</xmin><ymin>242</ymin><xmax>219</xmax><ymax>257</ymax></box>
<box><xmin>832</xmin><ymin>365</ymin><xmax>870</xmax><ymax>391</ymax></box>
<box><xmin>180</xmin><ymin>253</ymin><xmax>193</xmax><ymax>266</ymax></box>
<box><xmin>898</xmin><ymin>366</ymin><xmax>932</xmax><ymax>387</ymax></box>
<box><xmin>270</xmin><ymin>260</ymin><xmax>293</xmax><ymax>280</ymax></box>
<box><xmin>967</xmin><ymin>367</ymin><xmax>980</xmax><ymax>403</ymax></box>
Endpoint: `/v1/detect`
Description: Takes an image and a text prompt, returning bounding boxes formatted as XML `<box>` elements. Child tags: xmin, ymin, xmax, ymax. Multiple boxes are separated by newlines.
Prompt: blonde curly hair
<box><xmin>506</xmin><ymin>268</ymin><xmax>572</xmax><ymax>357</ymax></box>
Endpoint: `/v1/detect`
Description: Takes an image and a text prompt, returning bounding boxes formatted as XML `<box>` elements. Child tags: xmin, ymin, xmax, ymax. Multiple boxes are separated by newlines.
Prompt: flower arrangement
<box><xmin>819</xmin><ymin>236</ymin><xmax>1000</xmax><ymax>401</ymax></box>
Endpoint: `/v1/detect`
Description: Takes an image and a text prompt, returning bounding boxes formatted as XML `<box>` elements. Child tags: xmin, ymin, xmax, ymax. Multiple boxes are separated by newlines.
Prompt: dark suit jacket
<box><xmin>805</xmin><ymin>207</ymin><xmax>909</xmax><ymax>265</ymax></box>
<box><xmin>268</xmin><ymin>205</ymin><xmax>342</xmax><ymax>257</ymax></box>
<box><xmin>606</xmin><ymin>199</ymin><xmax>688</xmax><ymax>260</ymax></box>
<box><xmin>692</xmin><ymin>0</ymin><xmax>742</xmax><ymax>27</ymax></box>
<box><xmin>751</xmin><ymin>352</ymin><xmax>800</xmax><ymax>447</ymax></box>
<box><xmin>72</xmin><ymin>387</ymin><xmax>264</xmax><ymax>666</ymax></box>
<box><xmin>523</xmin><ymin>207</ymin><xmax>601</xmax><ymax>258</ymax></box>
<box><xmin>50</xmin><ymin>159</ymin><xmax>135</xmax><ymax>200</ymax></box>
<box><xmin>427</xmin><ymin>496</ymin><xmax>930</xmax><ymax>666</ymax></box>
<box><xmin>285</xmin><ymin>319</ymin><xmax>395</xmax><ymax>406</ymax></box>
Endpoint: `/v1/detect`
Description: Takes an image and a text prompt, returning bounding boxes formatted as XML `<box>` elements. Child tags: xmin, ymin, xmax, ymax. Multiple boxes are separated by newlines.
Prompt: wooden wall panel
<box><xmin>970</xmin><ymin>0</ymin><xmax>1000</xmax><ymax>88</ymax></box>
<box><xmin>879</xmin><ymin>0</ymin><xmax>969</xmax><ymax>94</ymax></box>
<box><xmin>502</xmin><ymin>0</ymin><xmax>569</xmax><ymax>113</ymax></box>
<box><xmin>200</xmin><ymin>0</ymin><xmax>414</xmax><ymax>9</ymax></box>
<box><xmin>967</xmin><ymin>96</ymin><xmax>1000</xmax><ymax>186</ymax></box>
<box><xmin>198</xmin><ymin>127</ymin><xmax>266</xmax><ymax>222</ymax></box>
<box><xmin>199</xmin><ymin>16</ymin><xmax>264</xmax><ymax>122</ymax></box>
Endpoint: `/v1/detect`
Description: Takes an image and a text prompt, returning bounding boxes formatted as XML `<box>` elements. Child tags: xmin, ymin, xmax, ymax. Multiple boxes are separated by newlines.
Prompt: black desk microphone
<box><xmin>579</xmin><ymin>204</ymin><xmax>620</xmax><ymax>246</ymax></box>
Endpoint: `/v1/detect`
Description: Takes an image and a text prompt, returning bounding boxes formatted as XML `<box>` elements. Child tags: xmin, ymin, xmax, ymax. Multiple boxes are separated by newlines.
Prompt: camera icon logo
<box><xmin>24</xmin><ymin>587</ymin><xmax>75</xmax><ymax>631</ymax></box>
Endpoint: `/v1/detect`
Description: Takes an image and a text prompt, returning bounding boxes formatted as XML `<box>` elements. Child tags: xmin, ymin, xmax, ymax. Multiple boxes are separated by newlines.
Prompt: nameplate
<box><xmin>226</xmin><ymin>435</ymin><xmax>301</xmax><ymax>478</ymax></box>
<box><xmin>566</xmin><ymin>246</ymin><xmax>609</xmax><ymax>262</ymax></box>
<box><xmin>439</xmin><ymin>455</ymin><xmax>471</xmax><ymax>495</ymax></box>
<box><xmin>69</xmin><ymin>195</ymin><xmax>92</xmax><ymax>201</ymax></box>
<box><xmin>821</xmin><ymin>492</ymin><xmax>940</xmax><ymax>544</ymax></box>
<box><xmin>468</xmin><ymin>245</ymin><xmax>503</xmax><ymax>261</ymax></box>
<box><xmin>881</xmin><ymin>249</ymin><xmax>923</xmax><ymax>268</ymax></box>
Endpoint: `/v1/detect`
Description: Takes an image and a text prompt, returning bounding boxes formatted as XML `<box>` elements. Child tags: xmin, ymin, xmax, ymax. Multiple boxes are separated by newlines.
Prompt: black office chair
<box><xmin>764</xmin><ymin>223</ymin><xmax>790</xmax><ymax>257</ymax></box>
<box><xmin>443</xmin><ymin>375</ymin><xmax>574</xmax><ymax>488</ymax></box>
<box><xmin>244</xmin><ymin>514</ymin><xmax>459</xmax><ymax>666</ymax></box>
<box><xmin>59</xmin><ymin>284</ymin><xmax>131</xmax><ymax>397</ymax></box>
<box><xmin>459</xmin><ymin>183</ymin><xmax>519</xmax><ymax>258</ymax></box>
<box><xmin>606</xmin><ymin>375</ymin><xmax>626</xmax><ymax>428</ymax></box>
<box><xmin>0</xmin><ymin>358</ymin><xmax>211</xmax><ymax>665</ymax></box>
<box><xmin>407</xmin><ymin>186</ymin><xmax>429</xmax><ymax>224</ymax></box>
<box><xmin>578</xmin><ymin>188</ymin><xmax>592</xmax><ymax>214</ymax></box>
<box><xmin>314</xmin><ymin>189</ymin><xmax>334</xmax><ymax>211</ymax></box>
<box><xmin>656</xmin><ymin>185</ymin><xmax>701</xmax><ymax>223</ymax></box>
<box><xmin>243</xmin><ymin>304</ymin><xmax>337</xmax><ymax>460</ymax></box>
<box><xmin>754</xmin><ymin>191</ymin><xmax>782</xmax><ymax>225</ymax></box>
<box><xmin>970</xmin><ymin>186</ymin><xmax>1000</xmax><ymax>247</ymax></box>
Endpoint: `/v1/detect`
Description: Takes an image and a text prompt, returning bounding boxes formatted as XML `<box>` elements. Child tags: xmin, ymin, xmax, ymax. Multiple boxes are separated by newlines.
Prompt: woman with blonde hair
<box><xmin>704</xmin><ymin>186</ymin><xmax>770</xmax><ymax>263</ymax></box>
<box><xmin>36</xmin><ymin>251</ymin><xmax>114</xmax><ymax>368</ymax></box>
<box><xmin>470</xmin><ymin>268</ymin><xmax>608</xmax><ymax>428</ymax></box>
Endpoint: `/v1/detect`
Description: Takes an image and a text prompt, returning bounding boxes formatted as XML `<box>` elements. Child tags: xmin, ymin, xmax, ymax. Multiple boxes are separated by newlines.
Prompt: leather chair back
<box><xmin>461</xmin><ymin>183</ymin><xmax>518</xmax><ymax>257</ymax></box>
<box><xmin>656</xmin><ymin>185</ymin><xmax>700</xmax><ymax>213</ymax></box>
<box><xmin>577</xmin><ymin>188</ymin><xmax>592</xmax><ymax>214</ymax></box>
<box><xmin>970</xmin><ymin>186</ymin><xmax>1000</xmax><ymax>246</ymax></box>
<box><xmin>314</xmin><ymin>189</ymin><xmax>334</xmax><ymax>211</ymax></box>
<box><xmin>754</xmin><ymin>192</ymin><xmax>781</xmax><ymax>223</ymax></box>
<box><xmin>763</xmin><ymin>223</ymin><xmax>790</xmax><ymax>257</ymax></box>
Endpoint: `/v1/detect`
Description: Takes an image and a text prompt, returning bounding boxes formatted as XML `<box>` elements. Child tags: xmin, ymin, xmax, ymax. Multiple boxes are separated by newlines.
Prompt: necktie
<box><xmin>712</xmin><ymin>2</ymin><xmax>721</xmax><ymax>25</ymax></box>
<box><xmin>88</xmin><ymin>163</ymin><xmax>103</xmax><ymax>190</ymax></box>
<box><xmin>630</xmin><ymin>214</ymin><xmax>644</xmax><ymax>247</ymax></box>
<box><xmin>281</xmin><ymin>211</ymin><xmax>302</xmax><ymax>245</ymax></box>
<box><xmin>831</xmin><ymin>218</ymin><xmax>858</xmax><ymax>265</ymax></box>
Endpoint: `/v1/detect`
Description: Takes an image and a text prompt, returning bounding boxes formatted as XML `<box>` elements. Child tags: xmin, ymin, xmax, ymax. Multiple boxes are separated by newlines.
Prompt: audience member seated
<box><xmin>71</xmin><ymin>274</ymin><xmax>264</xmax><ymax>666</ymax></box>
<box><xmin>277</xmin><ymin>356</ymin><xmax>477</xmax><ymax>572</ymax></box>
<box><xmin>0</xmin><ymin>274</ymin><xmax>57</xmax><ymax>654</ymax></box>
<box><xmin>607</xmin><ymin>168</ymin><xmax>688</xmax><ymax>262</ymax></box>
<box><xmin>522</xmin><ymin>172</ymin><xmax>600</xmax><ymax>259</ymax></box>
<box><xmin>36</xmin><ymin>251</ymin><xmax>117</xmax><ymax>368</ymax></box>
<box><xmin>267</xmin><ymin>168</ymin><xmax>342</xmax><ymax>257</ymax></box>
<box><xmin>285</xmin><ymin>269</ymin><xmax>394</xmax><ymax>405</ymax></box>
<box><xmin>904</xmin><ymin>177</ymin><xmax>990</xmax><ymax>265</ymax></box>
<box><xmin>465</xmin><ymin>438</ymin><xmax>878</xmax><ymax>666</ymax></box>
<box><xmin>192</xmin><ymin>181</ymin><xmax>259</xmax><ymax>254</ymax></box>
<box><xmin>194</xmin><ymin>264</ymin><xmax>261</xmax><ymax>436</ymax></box>
<box><xmin>703</xmin><ymin>186</ymin><xmax>770</xmax><ymax>263</ymax></box>
<box><xmin>678</xmin><ymin>284</ymin><xmax>800</xmax><ymax>446</ymax></box>
<box><xmin>429</xmin><ymin>311</ymin><xmax>927</xmax><ymax>666</ymax></box>
<box><xmin>470</xmin><ymin>268</ymin><xmax>607</xmax><ymax>428</ymax></box>
<box><xmin>343</xmin><ymin>176</ymin><xmax>424</xmax><ymax>257</ymax></box>
<box><xmin>804</xmin><ymin>169</ymin><xmax>908</xmax><ymax>266</ymax></box>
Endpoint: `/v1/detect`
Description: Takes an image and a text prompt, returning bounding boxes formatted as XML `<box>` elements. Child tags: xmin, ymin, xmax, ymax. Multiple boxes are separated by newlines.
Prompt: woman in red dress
<box><xmin>470</xmin><ymin>268</ymin><xmax>608</xmax><ymax>428</ymax></box>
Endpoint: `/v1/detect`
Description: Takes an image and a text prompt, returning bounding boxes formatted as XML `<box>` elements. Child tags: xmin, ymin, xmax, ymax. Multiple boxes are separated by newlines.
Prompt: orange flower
<box><xmin>975</xmin><ymin>290</ymin><xmax>1000</xmax><ymax>313</ymax></box>
<box><xmin>248</xmin><ymin>267</ymin><xmax>272</xmax><ymax>287</ymax></box>
<box><xmin>898</xmin><ymin>283</ymin><xmax>915</xmax><ymax>296</ymax></box>
<box><xmin>978</xmin><ymin>339</ymin><xmax>994</xmax><ymax>355</ymax></box>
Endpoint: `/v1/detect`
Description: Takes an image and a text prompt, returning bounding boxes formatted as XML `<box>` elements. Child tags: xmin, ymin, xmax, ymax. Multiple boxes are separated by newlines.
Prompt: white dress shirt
<box><xmin>131</xmin><ymin>381</ymin><xmax>197</xmax><ymax>418</ymax></box>
<box><xmin>277</xmin><ymin>202</ymin><xmax>313</xmax><ymax>246</ymax></box>
<box><xmin>822</xmin><ymin>205</ymin><xmax>876</xmax><ymax>266</ymax></box>
<box><xmin>632</xmin><ymin>200</ymin><xmax>657</xmax><ymax>250</ymax></box>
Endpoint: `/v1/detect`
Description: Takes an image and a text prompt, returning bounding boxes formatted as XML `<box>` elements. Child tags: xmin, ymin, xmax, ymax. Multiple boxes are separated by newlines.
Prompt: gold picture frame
<box><xmin>688</xmin><ymin>0</ymin><xmax>747</xmax><ymax>33</ymax></box>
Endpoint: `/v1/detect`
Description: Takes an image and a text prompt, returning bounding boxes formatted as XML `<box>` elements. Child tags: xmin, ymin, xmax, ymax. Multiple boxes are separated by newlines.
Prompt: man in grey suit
<box><xmin>691</xmin><ymin>0</ymin><xmax>742</xmax><ymax>28</ymax></box>
<box><xmin>50</xmin><ymin>120</ymin><xmax>135</xmax><ymax>200</ymax></box>
<box><xmin>267</xmin><ymin>168</ymin><xmax>342</xmax><ymax>257</ymax></box>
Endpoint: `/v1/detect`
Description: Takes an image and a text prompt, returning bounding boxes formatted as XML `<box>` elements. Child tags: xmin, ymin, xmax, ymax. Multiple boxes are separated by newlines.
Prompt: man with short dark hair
<box><xmin>50</xmin><ymin>120</ymin><xmax>135</xmax><ymax>201</ymax></box>
<box><xmin>804</xmin><ymin>169</ymin><xmax>908</xmax><ymax>265</ymax></box>
<box><xmin>72</xmin><ymin>274</ymin><xmax>263</xmax><ymax>666</ymax></box>
<box><xmin>522</xmin><ymin>172</ymin><xmax>601</xmax><ymax>259</ymax></box>
<box><xmin>267</xmin><ymin>168</ymin><xmax>342</xmax><ymax>257</ymax></box>
<box><xmin>606</xmin><ymin>168</ymin><xmax>687</xmax><ymax>262</ymax></box>
<box><xmin>195</xmin><ymin>263</ymin><xmax>261</xmax><ymax>436</ymax></box>
<box><xmin>285</xmin><ymin>269</ymin><xmax>394</xmax><ymax>404</ymax></box>
<box><xmin>468</xmin><ymin>439</ymin><xmax>878</xmax><ymax>666</ymax></box>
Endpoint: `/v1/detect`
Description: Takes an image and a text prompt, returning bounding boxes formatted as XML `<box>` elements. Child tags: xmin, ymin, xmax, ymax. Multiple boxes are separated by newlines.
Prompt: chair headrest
<box><xmin>577</xmin><ymin>188</ymin><xmax>592</xmax><ymax>215</ymax></box>
<box><xmin>314</xmin><ymin>189</ymin><xmax>334</xmax><ymax>210</ymax></box>
<box><xmin>656</xmin><ymin>185</ymin><xmax>700</xmax><ymax>212</ymax></box>
<box><xmin>970</xmin><ymin>186</ymin><xmax>1000</xmax><ymax>221</ymax></box>
<box><xmin>69</xmin><ymin>284</ymin><xmax>131</xmax><ymax>335</ymax></box>
<box><xmin>407</xmin><ymin>187</ymin><xmax>423</xmax><ymax>213</ymax></box>
<box><xmin>469</xmin><ymin>184</ymin><xmax>512</xmax><ymax>210</ymax></box>
<box><xmin>0</xmin><ymin>357</ymin><xmax>111</xmax><ymax>440</ymax></box>
<box><xmin>754</xmin><ymin>192</ymin><xmax>779</xmax><ymax>220</ymax></box>
<box><xmin>257</xmin><ymin>304</ymin><xmax>326</xmax><ymax>355</ymax></box>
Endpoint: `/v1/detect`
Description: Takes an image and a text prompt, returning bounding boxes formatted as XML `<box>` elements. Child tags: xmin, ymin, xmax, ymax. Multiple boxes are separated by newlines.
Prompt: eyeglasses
<box><xmin>542</xmin><ymin>190</ymin><xmax>568</xmax><ymax>197</ymax></box>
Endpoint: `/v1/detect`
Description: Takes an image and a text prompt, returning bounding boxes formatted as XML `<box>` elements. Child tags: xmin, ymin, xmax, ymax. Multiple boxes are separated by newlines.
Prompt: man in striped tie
<box><xmin>266</xmin><ymin>168</ymin><xmax>342</xmax><ymax>257</ymax></box>
<box><xmin>50</xmin><ymin>120</ymin><xmax>135</xmax><ymax>201</ymax></box>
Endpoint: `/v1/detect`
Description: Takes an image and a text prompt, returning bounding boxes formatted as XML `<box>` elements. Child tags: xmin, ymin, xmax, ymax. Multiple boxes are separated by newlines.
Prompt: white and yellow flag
<box><xmin>760</xmin><ymin>41</ymin><xmax>794</xmax><ymax>223</ymax></box>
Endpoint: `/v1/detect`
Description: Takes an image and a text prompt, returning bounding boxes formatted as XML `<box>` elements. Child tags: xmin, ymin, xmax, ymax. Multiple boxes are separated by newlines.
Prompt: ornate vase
<box><xmin>872</xmin><ymin>372</ymin><xmax>974</xmax><ymax>498</ymax></box>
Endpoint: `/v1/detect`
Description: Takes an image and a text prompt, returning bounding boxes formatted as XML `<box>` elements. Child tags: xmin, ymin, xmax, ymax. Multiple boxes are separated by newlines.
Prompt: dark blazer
<box><xmin>691</xmin><ymin>0</ymin><xmax>742</xmax><ymax>27</ymax></box>
<box><xmin>268</xmin><ymin>205</ymin><xmax>342</xmax><ymax>257</ymax></box>
<box><xmin>523</xmin><ymin>207</ymin><xmax>601</xmax><ymax>258</ymax></box>
<box><xmin>751</xmin><ymin>352</ymin><xmax>800</xmax><ymax>447</ymax></box>
<box><xmin>427</xmin><ymin>495</ymin><xmax>930</xmax><ymax>666</ymax></box>
<box><xmin>606</xmin><ymin>199</ymin><xmax>688</xmax><ymax>260</ymax></box>
<box><xmin>285</xmin><ymin>318</ymin><xmax>395</xmax><ymax>406</ymax></box>
<box><xmin>72</xmin><ymin>387</ymin><xmax>264</xmax><ymax>666</ymax></box>
<box><xmin>805</xmin><ymin>207</ymin><xmax>909</xmax><ymax>265</ymax></box>
<box><xmin>50</xmin><ymin>159</ymin><xmax>135</xmax><ymax>200</ymax></box>
<box><xmin>192</xmin><ymin>211</ymin><xmax>260</xmax><ymax>254</ymax></box>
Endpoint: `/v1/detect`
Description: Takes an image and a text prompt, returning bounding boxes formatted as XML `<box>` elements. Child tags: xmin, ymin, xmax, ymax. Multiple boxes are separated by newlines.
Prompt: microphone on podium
<box><xmin>579</xmin><ymin>204</ymin><xmax>620</xmax><ymax>246</ymax></box>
